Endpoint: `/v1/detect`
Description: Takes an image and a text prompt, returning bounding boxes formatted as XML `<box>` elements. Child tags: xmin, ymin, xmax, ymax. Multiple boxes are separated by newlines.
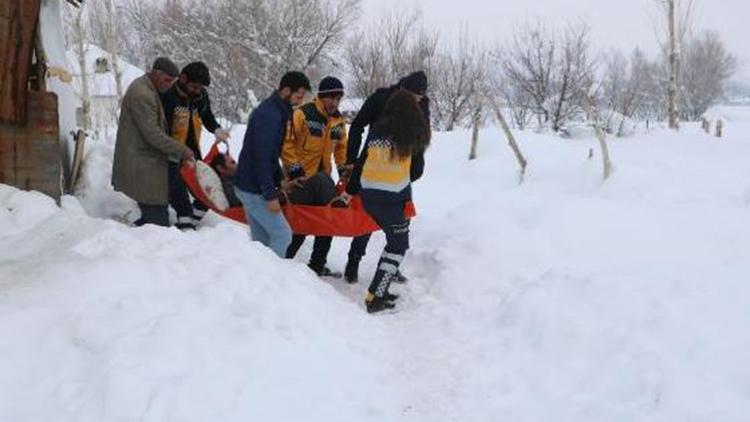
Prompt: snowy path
<box><xmin>3</xmin><ymin>117</ymin><xmax>750</xmax><ymax>421</ymax></box>
<box><xmin>317</xmin><ymin>120</ymin><xmax>750</xmax><ymax>421</ymax></box>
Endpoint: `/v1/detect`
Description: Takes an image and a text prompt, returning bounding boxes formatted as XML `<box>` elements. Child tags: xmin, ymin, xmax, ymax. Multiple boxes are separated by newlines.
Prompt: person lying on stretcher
<box><xmin>208</xmin><ymin>152</ymin><xmax>242</xmax><ymax>208</ymax></box>
<box><xmin>205</xmin><ymin>151</ymin><xmax>345</xmax><ymax>210</ymax></box>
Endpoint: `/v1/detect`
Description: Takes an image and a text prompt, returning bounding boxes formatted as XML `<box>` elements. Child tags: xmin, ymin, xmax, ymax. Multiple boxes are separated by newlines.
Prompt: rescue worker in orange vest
<box><xmin>282</xmin><ymin>76</ymin><xmax>351</xmax><ymax>277</ymax></box>
<box><xmin>161</xmin><ymin>62</ymin><xmax>229</xmax><ymax>230</ymax></box>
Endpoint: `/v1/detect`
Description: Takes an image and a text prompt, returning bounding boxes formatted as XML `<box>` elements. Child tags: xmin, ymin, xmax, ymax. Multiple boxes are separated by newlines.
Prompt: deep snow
<box><xmin>2</xmin><ymin>107</ymin><xmax>750</xmax><ymax>421</ymax></box>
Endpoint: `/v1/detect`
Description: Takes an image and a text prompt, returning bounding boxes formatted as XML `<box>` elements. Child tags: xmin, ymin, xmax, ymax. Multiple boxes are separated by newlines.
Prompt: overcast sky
<box><xmin>360</xmin><ymin>0</ymin><xmax>750</xmax><ymax>78</ymax></box>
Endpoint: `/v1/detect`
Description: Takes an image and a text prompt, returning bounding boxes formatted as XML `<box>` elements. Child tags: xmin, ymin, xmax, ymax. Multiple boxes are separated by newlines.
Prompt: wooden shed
<box><xmin>0</xmin><ymin>0</ymin><xmax>82</xmax><ymax>201</ymax></box>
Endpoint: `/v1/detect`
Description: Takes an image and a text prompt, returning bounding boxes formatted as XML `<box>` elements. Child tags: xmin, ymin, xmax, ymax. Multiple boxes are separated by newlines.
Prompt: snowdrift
<box><xmin>0</xmin><ymin>185</ymin><xmax>394</xmax><ymax>421</ymax></box>
<box><xmin>3</xmin><ymin>115</ymin><xmax>750</xmax><ymax>421</ymax></box>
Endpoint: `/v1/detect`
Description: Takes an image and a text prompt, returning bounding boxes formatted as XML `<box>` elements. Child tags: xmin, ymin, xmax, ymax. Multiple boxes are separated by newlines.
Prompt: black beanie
<box><xmin>181</xmin><ymin>61</ymin><xmax>211</xmax><ymax>87</ymax></box>
<box><xmin>400</xmin><ymin>71</ymin><xmax>428</xmax><ymax>95</ymax></box>
<box><xmin>317</xmin><ymin>76</ymin><xmax>344</xmax><ymax>98</ymax></box>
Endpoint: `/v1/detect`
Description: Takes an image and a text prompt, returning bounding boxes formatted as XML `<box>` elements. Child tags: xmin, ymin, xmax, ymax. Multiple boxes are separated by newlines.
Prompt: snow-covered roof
<box><xmin>66</xmin><ymin>44</ymin><xmax>143</xmax><ymax>98</ymax></box>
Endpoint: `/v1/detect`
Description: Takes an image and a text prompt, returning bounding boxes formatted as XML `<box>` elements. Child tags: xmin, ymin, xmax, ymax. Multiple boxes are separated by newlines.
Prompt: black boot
<box><xmin>365</xmin><ymin>295</ymin><xmax>396</xmax><ymax>314</ymax></box>
<box><xmin>345</xmin><ymin>257</ymin><xmax>360</xmax><ymax>284</ymax></box>
<box><xmin>384</xmin><ymin>291</ymin><xmax>400</xmax><ymax>301</ymax></box>
<box><xmin>393</xmin><ymin>271</ymin><xmax>408</xmax><ymax>284</ymax></box>
<box><xmin>310</xmin><ymin>264</ymin><xmax>343</xmax><ymax>278</ymax></box>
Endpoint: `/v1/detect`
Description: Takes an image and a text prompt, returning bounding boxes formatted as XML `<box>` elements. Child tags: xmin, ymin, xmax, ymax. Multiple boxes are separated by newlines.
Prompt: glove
<box><xmin>330</xmin><ymin>192</ymin><xmax>352</xmax><ymax>208</ymax></box>
<box><xmin>215</xmin><ymin>128</ymin><xmax>230</xmax><ymax>143</ymax></box>
<box><xmin>338</xmin><ymin>164</ymin><xmax>353</xmax><ymax>183</ymax></box>
<box><xmin>288</xmin><ymin>164</ymin><xmax>306</xmax><ymax>180</ymax></box>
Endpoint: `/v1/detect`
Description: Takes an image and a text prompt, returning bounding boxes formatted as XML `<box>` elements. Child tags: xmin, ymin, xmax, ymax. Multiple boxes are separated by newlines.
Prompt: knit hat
<box><xmin>152</xmin><ymin>57</ymin><xmax>179</xmax><ymax>77</ymax></box>
<box><xmin>182</xmin><ymin>61</ymin><xmax>211</xmax><ymax>87</ymax></box>
<box><xmin>400</xmin><ymin>71</ymin><xmax>428</xmax><ymax>96</ymax></box>
<box><xmin>317</xmin><ymin>76</ymin><xmax>345</xmax><ymax>98</ymax></box>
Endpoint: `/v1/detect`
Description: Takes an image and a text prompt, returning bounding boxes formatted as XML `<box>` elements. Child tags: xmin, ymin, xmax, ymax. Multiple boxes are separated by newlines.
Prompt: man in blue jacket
<box><xmin>234</xmin><ymin>71</ymin><xmax>311</xmax><ymax>257</ymax></box>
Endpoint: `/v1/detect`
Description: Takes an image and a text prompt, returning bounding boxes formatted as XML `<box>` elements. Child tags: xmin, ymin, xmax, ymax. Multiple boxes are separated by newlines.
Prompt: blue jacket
<box><xmin>235</xmin><ymin>93</ymin><xmax>292</xmax><ymax>200</ymax></box>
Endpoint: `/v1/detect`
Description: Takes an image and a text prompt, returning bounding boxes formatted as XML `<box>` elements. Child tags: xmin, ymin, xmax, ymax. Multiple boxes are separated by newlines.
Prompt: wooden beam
<box><xmin>0</xmin><ymin>0</ymin><xmax>42</xmax><ymax>124</ymax></box>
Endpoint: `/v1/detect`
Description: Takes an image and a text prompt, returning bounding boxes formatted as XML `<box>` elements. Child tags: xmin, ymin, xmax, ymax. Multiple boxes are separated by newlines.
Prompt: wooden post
<box><xmin>715</xmin><ymin>119</ymin><xmax>723</xmax><ymax>138</ymax></box>
<box><xmin>581</xmin><ymin>90</ymin><xmax>613</xmax><ymax>180</ymax></box>
<box><xmin>487</xmin><ymin>97</ymin><xmax>528</xmax><ymax>183</ymax></box>
<box><xmin>469</xmin><ymin>107</ymin><xmax>481</xmax><ymax>160</ymax></box>
<box><xmin>67</xmin><ymin>129</ymin><xmax>87</xmax><ymax>193</ymax></box>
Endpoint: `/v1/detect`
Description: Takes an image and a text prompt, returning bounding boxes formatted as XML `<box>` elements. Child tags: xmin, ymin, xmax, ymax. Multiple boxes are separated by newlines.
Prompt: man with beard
<box><xmin>282</xmin><ymin>76</ymin><xmax>349</xmax><ymax>277</ymax></box>
<box><xmin>161</xmin><ymin>61</ymin><xmax>230</xmax><ymax>230</ymax></box>
<box><xmin>234</xmin><ymin>71</ymin><xmax>311</xmax><ymax>257</ymax></box>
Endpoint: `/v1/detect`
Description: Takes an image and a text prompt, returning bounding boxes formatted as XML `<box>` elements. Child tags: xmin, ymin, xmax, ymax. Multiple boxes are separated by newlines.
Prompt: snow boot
<box><xmin>175</xmin><ymin>216</ymin><xmax>197</xmax><ymax>231</ymax></box>
<box><xmin>311</xmin><ymin>264</ymin><xmax>343</xmax><ymax>279</ymax></box>
<box><xmin>384</xmin><ymin>291</ymin><xmax>400</xmax><ymax>301</ymax></box>
<box><xmin>365</xmin><ymin>293</ymin><xmax>396</xmax><ymax>314</ymax></box>
<box><xmin>345</xmin><ymin>257</ymin><xmax>360</xmax><ymax>284</ymax></box>
<box><xmin>393</xmin><ymin>271</ymin><xmax>408</xmax><ymax>284</ymax></box>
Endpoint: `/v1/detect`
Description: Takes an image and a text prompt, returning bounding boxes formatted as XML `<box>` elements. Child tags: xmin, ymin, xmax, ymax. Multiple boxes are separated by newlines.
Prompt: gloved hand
<box><xmin>330</xmin><ymin>192</ymin><xmax>352</xmax><ymax>208</ymax></box>
<box><xmin>287</xmin><ymin>164</ymin><xmax>306</xmax><ymax>180</ymax></box>
<box><xmin>338</xmin><ymin>164</ymin><xmax>354</xmax><ymax>184</ymax></box>
<box><xmin>281</xmin><ymin>177</ymin><xmax>304</xmax><ymax>193</ymax></box>
<box><xmin>215</xmin><ymin>128</ymin><xmax>230</xmax><ymax>143</ymax></box>
<box><xmin>181</xmin><ymin>148</ymin><xmax>195</xmax><ymax>162</ymax></box>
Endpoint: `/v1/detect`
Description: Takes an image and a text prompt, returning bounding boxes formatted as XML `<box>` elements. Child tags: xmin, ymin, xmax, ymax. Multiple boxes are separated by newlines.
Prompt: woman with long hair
<box><xmin>344</xmin><ymin>89</ymin><xmax>431</xmax><ymax>313</ymax></box>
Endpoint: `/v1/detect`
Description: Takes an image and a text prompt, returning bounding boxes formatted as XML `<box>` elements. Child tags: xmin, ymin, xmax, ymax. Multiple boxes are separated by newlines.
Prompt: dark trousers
<box><xmin>348</xmin><ymin>233</ymin><xmax>372</xmax><ymax>263</ymax></box>
<box><xmin>135</xmin><ymin>204</ymin><xmax>169</xmax><ymax>227</ymax></box>
<box><xmin>285</xmin><ymin>172</ymin><xmax>337</xmax><ymax>271</ymax></box>
<box><xmin>362</xmin><ymin>199</ymin><xmax>410</xmax><ymax>297</ymax></box>
<box><xmin>168</xmin><ymin>161</ymin><xmax>194</xmax><ymax>220</ymax></box>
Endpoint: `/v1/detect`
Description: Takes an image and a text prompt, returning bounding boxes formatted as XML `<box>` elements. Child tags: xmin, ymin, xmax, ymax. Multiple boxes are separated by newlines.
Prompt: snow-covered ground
<box><xmin>2</xmin><ymin>108</ymin><xmax>750</xmax><ymax>421</ymax></box>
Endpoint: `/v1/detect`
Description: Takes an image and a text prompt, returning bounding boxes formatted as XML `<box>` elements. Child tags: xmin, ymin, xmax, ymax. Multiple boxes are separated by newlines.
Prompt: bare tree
<box><xmin>680</xmin><ymin>30</ymin><xmax>737</xmax><ymax>120</ymax></box>
<box><xmin>629</xmin><ymin>48</ymin><xmax>663</xmax><ymax>123</ymax></box>
<box><xmin>65</xmin><ymin>4</ymin><xmax>92</xmax><ymax>130</ymax></box>
<box><xmin>499</xmin><ymin>77</ymin><xmax>534</xmax><ymax>130</ymax></box>
<box><xmin>581</xmin><ymin>89</ymin><xmax>613</xmax><ymax>180</ymax></box>
<box><xmin>655</xmin><ymin>0</ymin><xmax>694</xmax><ymax>130</ymax></box>
<box><xmin>485</xmin><ymin>49</ymin><xmax>532</xmax><ymax>130</ymax></box>
<box><xmin>345</xmin><ymin>10</ymin><xmax>438</xmax><ymax>99</ymax></box>
<box><xmin>548</xmin><ymin>21</ymin><xmax>595</xmax><ymax>132</ymax></box>
<box><xmin>468</xmin><ymin>106</ymin><xmax>481</xmax><ymax>160</ymax></box>
<box><xmin>123</xmin><ymin>0</ymin><xmax>361</xmax><ymax>122</ymax></box>
<box><xmin>487</xmin><ymin>96</ymin><xmax>528</xmax><ymax>183</ymax></box>
<box><xmin>501</xmin><ymin>20</ymin><xmax>555</xmax><ymax>129</ymax></box>
<box><xmin>346</xmin><ymin>31</ymin><xmax>388</xmax><ymax>98</ymax></box>
<box><xmin>599</xmin><ymin>48</ymin><xmax>658</xmax><ymax>136</ymax></box>
<box><xmin>431</xmin><ymin>30</ymin><xmax>487</xmax><ymax>131</ymax></box>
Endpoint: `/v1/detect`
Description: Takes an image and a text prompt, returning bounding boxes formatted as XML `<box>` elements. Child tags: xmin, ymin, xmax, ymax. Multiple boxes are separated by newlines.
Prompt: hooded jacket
<box><xmin>346</xmin><ymin>79</ymin><xmax>431</xmax><ymax>164</ymax></box>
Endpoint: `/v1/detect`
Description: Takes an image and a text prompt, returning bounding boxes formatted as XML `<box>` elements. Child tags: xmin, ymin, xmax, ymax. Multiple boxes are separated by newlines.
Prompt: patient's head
<box><xmin>211</xmin><ymin>153</ymin><xmax>237</xmax><ymax>178</ymax></box>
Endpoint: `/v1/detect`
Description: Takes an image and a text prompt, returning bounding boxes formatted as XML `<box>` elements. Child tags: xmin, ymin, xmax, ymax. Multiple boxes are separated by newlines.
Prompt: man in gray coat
<box><xmin>112</xmin><ymin>58</ymin><xmax>194</xmax><ymax>226</ymax></box>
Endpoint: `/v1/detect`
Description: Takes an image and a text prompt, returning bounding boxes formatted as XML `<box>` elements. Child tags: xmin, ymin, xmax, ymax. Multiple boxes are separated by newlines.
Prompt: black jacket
<box><xmin>347</xmin><ymin>84</ymin><xmax>431</xmax><ymax>164</ymax></box>
<box><xmin>161</xmin><ymin>85</ymin><xmax>221</xmax><ymax>159</ymax></box>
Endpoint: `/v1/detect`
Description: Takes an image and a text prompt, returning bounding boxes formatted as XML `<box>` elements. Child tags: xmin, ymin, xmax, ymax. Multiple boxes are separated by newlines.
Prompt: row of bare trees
<box><xmin>118</xmin><ymin>0</ymin><xmax>360</xmax><ymax>122</ymax></box>
<box><xmin>346</xmin><ymin>13</ymin><xmax>735</xmax><ymax>135</ymax></box>
<box><xmin>64</xmin><ymin>0</ymin><xmax>737</xmax><ymax>132</ymax></box>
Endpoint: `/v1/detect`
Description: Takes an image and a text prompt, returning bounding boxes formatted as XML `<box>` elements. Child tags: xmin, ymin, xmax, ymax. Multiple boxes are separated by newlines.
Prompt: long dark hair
<box><xmin>374</xmin><ymin>89</ymin><xmax>431</xmax><ymax>159</ymax></box>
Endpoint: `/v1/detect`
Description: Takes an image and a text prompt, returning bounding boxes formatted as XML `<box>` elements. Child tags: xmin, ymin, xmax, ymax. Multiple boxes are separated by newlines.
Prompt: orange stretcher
<box><xmin>181</xmin><ymin>142</ymin><xmax>416</xmax><ymax>237</ymax></box>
